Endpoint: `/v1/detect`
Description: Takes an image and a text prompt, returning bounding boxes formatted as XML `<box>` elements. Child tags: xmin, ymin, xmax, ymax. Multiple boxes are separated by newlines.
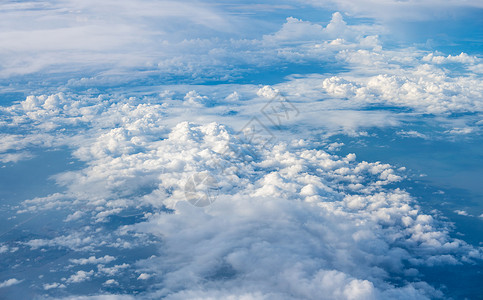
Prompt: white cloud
<box><xmin>184</xmin><ymin>90</ymin><xmax>209</xmax><ymax>107</ymax></box>
<box><xmin>137</xmin><ymin>273</ymin><xmax>151</xmax><ymax>280</ymax></box>
<box><xmin>65</xmin><ymin>211</ymin><xmax>86</xmax><ymax>222</ymax></box>
<box><xmin>109</xmin><ymin>123</ymin><xmax>475</xmax><ymax>299</ymax></box>
<box><xmin>264</xmin><ymin>16</ymin><xmax>327</xmax><ymax>43</ymax></box>
<box><xmin>327</xmin><ymin>142</ymin><xmax>344</xmax><ymax>151</ymax></box>
<box><xmin>4</xmin><ymin>93</ymin><xmax>481</xmax><ymax>299</ymax></box>
<box><xmin>279</xmin><ymin>65</ymin><xmax>483</xmax><ymax>114</ymax></box>
<box><xmin>0</xmin><ymin>133</ymin><xmax>55</xmax><ymax>154</ymax></box>
<box><xmin>0</xmin><ymin>6</ymin><xmax>481</xmax><ymax>298</ymax></box>
<box><xmin>56</xmin><ymin>295</ymin><xmax>134</xmax><ymax>300</ymax></box>
<box><xmin>0</xmin><ymin>278</ymin><xmax>22</xmax><ymax>288</ymax></box>
<box><xmin>0</xmin><ymin>245</ymin><xmax>8</xmax><ymax>253</ymax></box>
<box><xmin>98</xmin><ymin>264</ymin><xmax>130</xmax><ymax>276</ymax></box>
<box><xmin>397</xmin><ymin>131</ymin><xmax>428</xmax><ymax>139</ymax></box>
<box><xmin>70</xmin><ymin>255</ymin><xmax>116</xmax><ymax>265</ymax></box>
<box><xmin>0</xmin><ymin>151</ymin><xmax>34</xmax><ymax>163</ymax></box>
<box><xmin>25</xmin><ymin>232</ymin><xmax>96</xmax><ymax>252</ymax></box>
<box><xmin>44</xmin><ymin>282</ymin><xmax>66</xmax><ymax>290</ymax></box>
<box><xmin>0</xmin><ymin>5</ymin><xmax>386</xmax><ymax>86</ymax></box>
<box><xmin>65</xmin><ymin>270</ymin><xmax>95</xmax><ymax>284</ymax></box>
<box><xmin>422</xmin><ymin>52</ymin><xmax>478</xmax><ymax>65</ymax></box>
<box><xmin>9</xmin><ymin>110</ymin><xmax>477</xmax><ymax>298</ymax></box>
<box><xmin>0</xmin><ymin>0</ymin><xmax>233</xmax><ymax>78</ymax></box>
<box><xmin>103</xmin><ymin>279</ymin><xmax>119</xmax><ymax>286</ymax></box>
<box><xmin>445</xmin><ymin>127</ymin><xmax>475</xmax><ymax>135</ymax></box>
<box><xmin>454</xmin><ymin>210</ymin><xmax>472</xmax><ymax>217</ymax></box>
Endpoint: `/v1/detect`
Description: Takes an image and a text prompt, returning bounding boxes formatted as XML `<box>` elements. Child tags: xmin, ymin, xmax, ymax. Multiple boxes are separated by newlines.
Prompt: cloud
<box><xmin>279</xmin><ymin>64</ymin><xmax>483</xmax><ymax>114</ymax></box>
<box><xmin>264</xmin><ymin>16</ymin><xmax>327</xmax><ymax>43</ymax></box>
<box><xmin>0</xmin><ymin>6</ymin><xmax>481</xmax><ymax>298</ymax></box>
<box><xmin>0</xmin><ymin>4</ymin><xmax>388</xmax><ymax>86</ymax></box>
<box><xmin>65</xmin><ymin>270</ymin><xmax>95</xmax><ymax>283</ymax></box>
<box><xmin>112</xmin><ymin>123</ymin><xmax>475</xmax><ymax>299</ymax></box>
<box><xmin>0</xmin><ymin>278</ymin><xmax>22</xmax><ymax>288</ymax></box>
<box><xmin>184</xmin><ymin>90</ymin><xmax>209</xmax><ymax>107</ymax></box>
<box><xmin>0</xmin><ymin>0</ymin><xmax>480</xmax><ymax>91</ymax></box>
<box><xmin>454</xmin><ymin>210</ymin><xmax>472</xmax><ymax>217</ymax></box>
<box><xmin>327</xmin><ymin>142</ymin><xmax>344</xmax><ymax>151</ymax></box>
<box><xmin>0</xmin><ymin>0</ymin><xmax>232</xmax><ymax>78</ymax></box>
<box><xmin>98</xmin><ymin>264</ymin><xmax>130</xmax><ymax>276</ymax></box>
<box><xmin>65</xmin><ymin>211</ymin><xmax>86</xmax><ymax>222</ymax></box>
<box><xmin>57</xmin><ymin>295</ymin><xmax>135</xmax><ymax>300</ymax></box>
<box><xmin>103</xmin><ymin>279</ymin><xmax>119</xmax><ymax>286</ymax></box>
<box><xmin>44</xmin><ymin>282</ymin><xmax>66</xmax><ymax>290</ymax></box>
<box><xmin>445</xmin><ymin>127</ymin><xmax>475</xmax><ymax>135</ymax></box>
<box><xmin>8</xmin><ymin>104</ymin><xmax>478</xmax><ymax>297</ymax></box>
<box><xmin>0</xmin><ymin>245</ymin><xmax>9</xmax><ymax>253</ymax></box>
<box><xmin>397</xmin><ymin>130</ymin><xmax>428</xmax><ymax>139</ymax></box>
<box><xmin>137</xmin><ymin>273</ymin><xmax>151</xmax><ymax>280</ymax></box>
<box><xmin>69</xmin><ymin>255</ymin><xmax>116</xmax><ymax>265</ymax></box>
<box><xmin>0</xmin><ymin>151</ymin><xmax>34</xmax><ymax>163</ymax></box>
<box><xmin>422</xmin><ymin>52</ymin><xmax>478</xmax><ymax>64</ymax></box>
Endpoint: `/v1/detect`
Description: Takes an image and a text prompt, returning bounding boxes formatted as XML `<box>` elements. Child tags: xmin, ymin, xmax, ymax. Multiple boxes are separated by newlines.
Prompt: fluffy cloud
<box><xmin>56</xmin><ymin>296</ymin><xmax>134</xmax><ymax>300</ymax></box>
<box><xmin>273</xmin><ymin>63</ymin><xmax>483</xmax><ymax>115</ymax></box>
<box><xmin>43</xmin><ymin>282</ymin><xmax>66</xmax><ymax>290</ymax></box>
<box><xmin>0</xmin><ymin>3</ymin><xmax>387</xmax><ymax>87</ymax></box>
<box><xmin>69</xmin><ymin>255</ymin><xmax>116</xmax><ymax>265</ymax></box>
<box><xmin>65</xmin><ymin>270</ymin><xmax>94</xmax><ymax>284</ymax></box>
<box><xmin>6</xmin><ymin>97</ymin><xmax>479</xmax><ymax>298</ymax></box>
<box><xmin>117</xmin><ymin>122</ymin><xmax>476</xmax><ymax>299</ymax></box>
<box><xmin>1</xmin><ymin>5</ymin><xmax>481</xmax><ymax>299</ymax></box>
<box><xmin>0</xmin><ymin>278</ymin><xmax>22</xmax><ymax>288</ymax></box>
<box><xmin>422</xmin><ymin>52</ymin><xmax>478</xmax><ymax>65</ymax></box>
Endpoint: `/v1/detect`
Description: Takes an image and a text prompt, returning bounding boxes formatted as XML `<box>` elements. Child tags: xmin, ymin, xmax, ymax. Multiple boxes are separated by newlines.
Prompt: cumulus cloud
<box><xmin>262</xmin><ymin>12</ymin><xmax>365</xmax><ymax>44</ymax></box>
<box><xmin>445</xmin><ymin>127</ymin><xmax>475</xmax><ymax>135</ymax></box>
<box><xmin>103</xmin><ymin>279</ymin><xmax>119</xmax><ymax>286</ymax></box>
<box><xmin>137</xmin><ymin>273</ymin><xmax>151</xmax><ymax>280</ymax></box>
<box><xmin>110</xmin><ymin>123</ymin><xmax>477</xmax><ymax>299</ymax></box>
<box><xmin>3</xmin><ymin>95</ymin><xmax>481</xmax><ymax>299</ymax></box>
<box><xmin>65</xmin><ymin>211</ymin><xmax>86</xmax><ymax>222</ymax></box>
<box><xmin>422</xmin><ymin>52</ymin><xmax>478</xmax><ymax>65</ymax></box>
<box><xmin>1</xmin><ymin>5</ymin><xmax>481</xmax><ymax>299</ymax></box>
<box><xmin>0</xmin><ymin>278</ymin><xmax>22</xmax><ymax>288</ymax></box>
<box><xmin>43</xmin><ymin>282</ymin><xmax>66</xmax><ymax>290</ymax></box>
<box><xmin>276</xmin><ymin>64</ymin><xmax>483</xmax><ymax>114</ymax></box>
<box><xmin>70</xmin><ymin>255</ymin><xmax>116</xmax><ymax>265</ymax></box>
<box><xmin>454</xmin><ymin>210</ymin><xmax>472</xmax><ymax>217</ymax></box>
<box><xmin>98</xmin><ymin>264</ymin><xmax>130</xmax><ymax>276</ymax></box>
<box><xmin>59</xmin><ymin>296</ymin><xmax>134</xmax><ymax>300</ymax></box>
<box><xmin>65</xmin><ymin>270</ymin><xmax>95</xmax><ymax>284</ymax></box>
<box><xmin>0</xmin><ymin>2</ymin><xmax>388</xmax><ymax>87</ymax></box>
<box><xmin>0</xmin><ymin>244</ymin><xmax>9</xmax><ymax>253</ymax></box>
<box><xmin>6</xmin><ymin>97</ymin><xmax>479</xmax><ymax>298</ymax></box>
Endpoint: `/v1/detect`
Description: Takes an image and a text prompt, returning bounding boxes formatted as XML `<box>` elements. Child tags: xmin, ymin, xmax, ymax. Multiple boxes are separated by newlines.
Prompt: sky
<box><xmin>0</xmin><ymin>1</ymin><xmax>482</xmax><ymax>299</ymax></box>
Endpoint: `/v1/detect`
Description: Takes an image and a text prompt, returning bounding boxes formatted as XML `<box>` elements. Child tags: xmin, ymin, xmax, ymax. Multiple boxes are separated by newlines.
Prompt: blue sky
<box><xmin>0</xmin><ymin>1</ymin><xmax>482</xmax><ymax>299</ymax></box>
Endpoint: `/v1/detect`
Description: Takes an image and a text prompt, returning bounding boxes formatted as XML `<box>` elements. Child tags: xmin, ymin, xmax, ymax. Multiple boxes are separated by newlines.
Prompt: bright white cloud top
<box><xmin>0</xmin><ymin>1</ymin><xmax>482</xmax><ymax>299</ymax></box>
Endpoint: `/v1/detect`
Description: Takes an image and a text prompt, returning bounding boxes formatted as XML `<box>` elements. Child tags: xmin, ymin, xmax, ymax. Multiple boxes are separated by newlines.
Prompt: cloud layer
<box><xmin>1</xmin><ymin>90</ymin><xmax>481</xmax><ymax>298</ymax></box>
<box><xmin>0</xmin><ymin>4</ymin><xmax>481</xmax><ymax>299</ymax></box>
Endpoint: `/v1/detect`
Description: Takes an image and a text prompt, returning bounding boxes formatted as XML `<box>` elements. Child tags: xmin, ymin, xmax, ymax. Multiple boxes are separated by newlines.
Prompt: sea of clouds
<box><xmin>0</xmin><ymin>1</ymin><xmax>482</xmax><ymax>299</ymax></box>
